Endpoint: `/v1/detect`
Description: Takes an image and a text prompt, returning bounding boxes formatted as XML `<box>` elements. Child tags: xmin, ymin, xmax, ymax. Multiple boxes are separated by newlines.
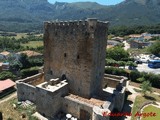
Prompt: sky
<box><xmin>48</xmin><ymin>0</ymin><xmax>125</xmax><ymax>5</ymax></box>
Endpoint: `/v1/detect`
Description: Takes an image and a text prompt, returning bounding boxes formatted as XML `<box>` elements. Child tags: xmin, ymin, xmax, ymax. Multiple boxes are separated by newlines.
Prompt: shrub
<box><xmin>121</xmin><ymin>57</ymin><xmax>134</xmax><ymax>62</ymax></box>
<box><xmin>28</xmin><ymin>58</ymin><xmax>44</xmax><ymax>67</ymax></box>
<box><xmin>130</xmin><ymin>70</ymin><xmax>141</xmax><ymax>82</ymax></box>
<box><xmin>105</xmin><ymin>67</ymin><xmax>127</xmax><ymax>76</ymax></box>
<box><xmin>137</xmin><ymin>77</ymin><xmax>145</xmax><ymax>83</ymax></box>
<box><xmin>140</xmin><ymin>81</ymin><xmax>152</xmax><ymax>95</ymax></box>
<box><xmin>20</xmin><ymin>67</ymin><xmax>39</xmax><ymax>78</ymax></box>
<box><xmin>0</xmin><ymin>71</ymin><xmax>16</xmax><ymax>80</ymax></box>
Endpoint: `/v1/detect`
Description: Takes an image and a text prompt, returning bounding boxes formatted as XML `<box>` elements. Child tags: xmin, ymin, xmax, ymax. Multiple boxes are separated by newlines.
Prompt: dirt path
<box><xmin>0</xmin><ymin>92</ymin><xmax>17</xmax><ymax>104</ymax></box>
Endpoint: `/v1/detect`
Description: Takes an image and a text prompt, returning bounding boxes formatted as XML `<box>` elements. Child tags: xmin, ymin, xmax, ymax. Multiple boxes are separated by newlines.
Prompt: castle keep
<box><xmin>44</xmin><ymin>18</ymin><xmax>108</xmax><ymax>98</ymax></box>
<box><xmin>17</xmin><ymin>18</ymin><xmax>127</xmax><ymax>120</ymax></box>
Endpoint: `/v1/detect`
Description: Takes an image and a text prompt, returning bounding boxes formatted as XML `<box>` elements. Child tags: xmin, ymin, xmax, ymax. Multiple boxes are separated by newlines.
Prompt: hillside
<box><xmin>0</xmin><ymin>0</ymin><xmax>159</xmax><ymax>32</ymax></box>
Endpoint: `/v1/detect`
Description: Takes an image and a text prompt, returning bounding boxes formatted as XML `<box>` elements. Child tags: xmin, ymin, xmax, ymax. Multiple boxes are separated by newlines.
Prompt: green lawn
<box><xmin>131</xmin><ymin>93</ymin><xmax>160</xmax><ymax>120</ymax></box>
<box><xmin>21</xmin><ymin>41</ymin><xmax>43</xmax><ymax>48</ymax></box>
<box><xmin>141</xmin><ymin>105</ymin><xmax>160</xmax><ymax>120</ymax></box>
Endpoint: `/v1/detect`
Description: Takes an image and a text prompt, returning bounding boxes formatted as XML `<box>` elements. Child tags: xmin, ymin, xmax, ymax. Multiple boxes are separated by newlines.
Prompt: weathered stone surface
<box><xmin>16</xmin><ymin>18</ymin><xmax>128</xmax><ymax>120</ymax></box>
<box><xmin>44</xmin><ymin>18</ymin><xmax>109</xmax><ymax>98</ymax></box>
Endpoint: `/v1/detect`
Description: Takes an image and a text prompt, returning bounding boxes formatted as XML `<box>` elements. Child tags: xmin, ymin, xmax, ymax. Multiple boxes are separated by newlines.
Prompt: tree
<box><xmin>148</xmin><ymin>40</ymin><xmax>160</xmax><ymax>56</ymax></box>
<box><xmin>140</xmin><ymin>81</ymin><xmax>152</xmax><ymax>96</ymax></box>
<box><xmin>9</xmin><ymin>60</ymin><xmax>22</xmax><ymax>72</ymax></box>
<box><xmin>106</xmin><ymin>46</ymin><xmax>129</xmax><ymax>61</ymax></box>
<box><xmin>19</xmin><ymin>53</ymin><xmax>30</xmax><ymax>69</ymax></box>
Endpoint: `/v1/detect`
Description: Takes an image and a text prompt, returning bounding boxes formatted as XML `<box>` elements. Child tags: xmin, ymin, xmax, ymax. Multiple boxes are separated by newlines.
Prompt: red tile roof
<box><xmin>0</xmin><ymin>79</ymin><xmax>15</xmax><ymax>92</ymax></box>
<box><xmin>17</xmin><ymin>50</ymin><xmax>42</xmax><ymax>57</ymax></box>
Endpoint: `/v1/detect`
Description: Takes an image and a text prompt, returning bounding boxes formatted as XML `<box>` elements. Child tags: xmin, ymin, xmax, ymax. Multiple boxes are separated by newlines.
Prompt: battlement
<box><xmin>44</xmin><ymin>18</ymin><xmax>109</xmax><ymax>30</ymax></box>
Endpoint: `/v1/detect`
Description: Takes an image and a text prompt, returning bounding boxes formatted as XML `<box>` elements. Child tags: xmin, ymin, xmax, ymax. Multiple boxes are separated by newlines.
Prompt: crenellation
<box><xmin>44</xmin><ymin>19</ymin><xmax>109</xmax><ymax>30</ymax></box>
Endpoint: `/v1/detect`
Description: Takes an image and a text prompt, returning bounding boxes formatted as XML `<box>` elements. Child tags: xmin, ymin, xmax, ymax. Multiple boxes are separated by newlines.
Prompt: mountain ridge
<box><xmin>0</xmin><ymin>0</ymin><xmax>159</xmax><ymax>32</ymax></box>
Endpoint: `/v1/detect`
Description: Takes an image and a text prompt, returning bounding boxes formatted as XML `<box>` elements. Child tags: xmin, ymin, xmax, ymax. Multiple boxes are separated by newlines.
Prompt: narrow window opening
<box><xmin>77</xmin><ymin>55</ymin><xmax>80</xmax><ymax>59</ymax></box>
<box><xmin>62</xmin><ymin>74</ymin><xmax>66</xmax><ymax>80</ymax></box>
<box><xmin>50</xmin><ymin>70</ymin><xmax>53</xmax><ymax>75</ymax></box>
<box><xmin>64</xmin><ymin>53</ymin><xmax>67</xmax><ymax>58</ymax></box>
<box><xmin>90</xmin><ymin>26</ymin><xmax>94</xmax><ymax>29</ymax></box>
<box><xmin>55</xmin><ymin>31</ymin><xmax>57</xmax><ymax>36</ymax></box>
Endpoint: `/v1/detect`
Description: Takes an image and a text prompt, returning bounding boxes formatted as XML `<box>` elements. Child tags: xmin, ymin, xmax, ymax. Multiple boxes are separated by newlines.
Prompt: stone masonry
<box><xmin>44</xmin><ymin>18</ymin><xmax>108</xmax><ymax>98</ymax></box>
<box><xmin>16</xmin><ymin>18</ymin><xmax>127</xmax><ymax>120</ymax></box>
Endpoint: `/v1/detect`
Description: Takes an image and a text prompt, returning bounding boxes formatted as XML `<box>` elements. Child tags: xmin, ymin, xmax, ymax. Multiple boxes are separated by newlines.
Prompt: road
<box><xmin>136</xmin><ymin>63</ymin><xmax>160</xmax><ymax>74</ymax></box>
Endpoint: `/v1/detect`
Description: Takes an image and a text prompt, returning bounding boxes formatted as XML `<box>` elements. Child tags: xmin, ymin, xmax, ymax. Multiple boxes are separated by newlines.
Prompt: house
<box><xmin>129</xmin><ymin>33</ymin><xmax>153</xmax><ymax>41</ymax></box>
<box><xmin>0</xmin><ymin>62</ymin><xmax>2</xmax><ymax>72</ymax></box>
<box><xmin>0</xmin><ymin>51</ymin><xmax>10</xmax><ymax>60</ymax></box>
<box><xmin>107</xmin><ymin>40</ymin><xmax>121</xmax><ymax>48</ymax></box>
<box><xmin>0</xmin><ymin>62</ymin><xmax>10</xmax><ymax>71</ymax></box>
<box><xmin>17</xmin><ymin>50</ymin><xmax>43</xmax><ymax>59</ymax></box>
<box><xmin>130</xmin><ymin>40</ymin><xmax>150</xmax><ymax>49</ymax></box>
<box><xmin>129</xmin><ymin>34</ymin><xmax>142</xmax><ymax>38</ymax></box>
<box><xmin>111</xmin><ymin>36</ymin><xmax>124</xmax><ymax>42</ymax></box>
<box><xmin>0</xmin><ymin>79</ymin><xmax>15</xmax><ymax>97</ymax></box>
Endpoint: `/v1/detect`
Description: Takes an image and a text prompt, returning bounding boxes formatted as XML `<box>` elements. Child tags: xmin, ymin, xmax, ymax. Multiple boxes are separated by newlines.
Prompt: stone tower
<box><xmin>44</xmin><ymin>18</ymin><xmax>109</xmax><ymax>98</ymax></box>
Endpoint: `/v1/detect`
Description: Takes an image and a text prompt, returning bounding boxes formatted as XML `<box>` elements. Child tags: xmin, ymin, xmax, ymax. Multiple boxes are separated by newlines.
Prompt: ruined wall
<box><xmin>103</xmin><ymin>74</ymin><xmax>128</xmax><ymax>88</ymax></box>
<box><xmin>16</xmin><ymin>73</ymin><xmax>45</xmax><ymax>102</ymax></box>
<box><xmin>114</xmin><ymin>87</ymin><xmax>126</xmax><ymax>111</ymax></box>
<box><xmin>44</xmin><ymin>18</ymin><xmax>108</xmax><ymax>98</ymax></box>
<box><xmin>36</xmin><ymin>83</ymin><xmax>68</xmax><ymax>118</ymax></box>
<box><xmin>18</xmin><ymin>73</ymin><xmax>44</xmax><ymax>85</ymax></box>
<box><xmin>103</xmin><ymin>77</ymin><xmax>120</xmax><ymax>88</ymax></box>
<box><xmin>16</xmin><ymin>82</ymin><xmax>36</xmax><ymax>102</ymax></box>
<box><xmin>62</xmin><ymin>96</ymin><xmax>93</xmax><ymax>119</ymax></box>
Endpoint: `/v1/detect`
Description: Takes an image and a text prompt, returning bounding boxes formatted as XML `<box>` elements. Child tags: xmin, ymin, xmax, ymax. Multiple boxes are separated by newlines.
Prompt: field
<box><xmin>21</xmin><ymin>41</ymin><xmax>43</xmax><ymax>48</ymax></box>
<box><xmin>141</xmin><ymin>105</ymin><xmax>160</xmax><ymax>120</ymax></box>
<box><xmin>0</xmin><ymin>32</ymin><xmax>43</xmax><ymax>39</ymax></box>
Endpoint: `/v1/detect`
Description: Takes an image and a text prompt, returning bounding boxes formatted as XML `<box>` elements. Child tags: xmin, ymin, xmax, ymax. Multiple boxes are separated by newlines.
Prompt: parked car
<box><xmin>135</xmin><ymin>60</ymin><xmax>142</xmax><ymax>64</ymax></box>
<box><xmin>140</xmin><ymin>57</ymin><xmax>149</xmax><ymax>63</ymax></box>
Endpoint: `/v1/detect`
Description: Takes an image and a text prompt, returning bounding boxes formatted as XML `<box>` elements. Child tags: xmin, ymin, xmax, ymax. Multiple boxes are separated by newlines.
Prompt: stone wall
<box><xmin>44</xmin><ymin>18</ymin><xmax>109</xmax><ymax>98</ymax></box>
<box><xmin>103</xmin><ymin>77</ymin><xmax>120</xmax><ymax>88</ymax></box>
<box><xmin>114</xmin><ymin>87</ymin><xmax>126</xmax><ymax>111</ymax></box>
<box><xmin>16</xmin><ymin>82</ymin><xmax>36</xmax><ymax>102</ymax></box>
<box><xmin>103</xmin><ymin>74</ymin><xmax>128</xmax><ymax>88</ymax></box>
<box><xmin>62</xmin><ymin>96</ymin><xmax>93</xmax><ymax>119</ymax></box>
<box><xmin>16</xmin><ymin>73</ymin><xmax>44</xmax><ymax>102</ymax></box>
<box><xmin>36</xmin><ymin>82</ymin><xmax>68</xmax><ymax>118</ymax></box>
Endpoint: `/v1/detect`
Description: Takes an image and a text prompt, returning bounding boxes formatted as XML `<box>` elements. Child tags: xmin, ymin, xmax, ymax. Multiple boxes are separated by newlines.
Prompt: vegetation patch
<box><xmin>21</xmin><ymin>41</ymin><xmax>43</xmax><ymax>48</ymax></box>
<box><xmin>0</xmin><ymin>97</ymin><xmax>37</xmax><ymax>120</ymax></box>
<box><xmin>131</xmin><ymin>94</ymin><xmax>160</xmax><ymax>120</ymax></box>
<box><xmin>141</xmin><ymin>105</ymin><xmax>160</xmax><ymax>120</ymax></box>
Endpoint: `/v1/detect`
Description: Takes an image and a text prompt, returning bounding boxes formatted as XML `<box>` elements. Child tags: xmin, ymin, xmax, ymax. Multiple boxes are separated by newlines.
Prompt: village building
<box><xmin>17</xmin><ymin>50</ymin><xmax>42</xmax><ymax>58</ymax></box>
<box><xmin>0</xmin><ymin>51</ymin><xmax>10</xmax><ymax>61</ymax></box>
<box><xmin>0</xmin><ymin>79</ymin><xmax>15</xmax><ymax>98</ymax></box>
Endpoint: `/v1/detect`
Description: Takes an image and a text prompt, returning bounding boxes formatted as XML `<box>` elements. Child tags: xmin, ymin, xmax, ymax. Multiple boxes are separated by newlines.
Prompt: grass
<box><xmin>0</xmin><ymin>97</ymin><xmax>38</xmax><ymax>120</ymax></box>
<box><xmin>130</xmin><ymin>81</ymin><xmax>160</xmax><ymax>94</ymax></box>
<box><xmin>131</xmin><ymin>94</ymin><xmax>160</xmax><ymax>120</ymax></box>
<box><xmin>21</xmin><ymin>41</ymin><xmax>43</xmax><ymax>48</ymax></box>
<box><xmin>141</xmin><ymin>105</ymin><xmax>160</xmax><ymax>120</ymax></box>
